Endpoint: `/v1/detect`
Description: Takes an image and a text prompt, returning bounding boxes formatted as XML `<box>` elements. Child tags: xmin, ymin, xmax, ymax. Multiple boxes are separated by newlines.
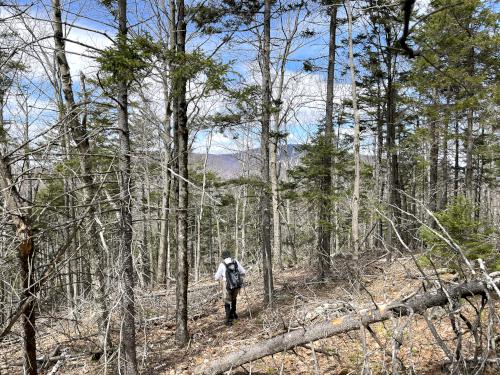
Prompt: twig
<box><xmin>477</xmin><ymin>259</ymin><xmax>500</xmax><ymax>298</ymax></box>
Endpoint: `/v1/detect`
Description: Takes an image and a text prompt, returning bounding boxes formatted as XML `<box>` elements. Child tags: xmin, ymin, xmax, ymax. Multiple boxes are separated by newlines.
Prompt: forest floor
<box><xmin>1</xmin><ymin>255</ymin><xmax>499</xmax><ymax>375</ymax></box>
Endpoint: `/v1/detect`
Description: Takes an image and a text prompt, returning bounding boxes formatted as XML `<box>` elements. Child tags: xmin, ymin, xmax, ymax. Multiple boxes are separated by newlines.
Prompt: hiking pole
<box><xmin>242</xmin><ymin>283</ymin><xmax>252</xmax><ymax>319</ymax></box>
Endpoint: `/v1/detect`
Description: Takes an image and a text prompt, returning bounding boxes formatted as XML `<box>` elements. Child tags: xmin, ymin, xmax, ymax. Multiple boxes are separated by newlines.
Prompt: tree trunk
<box><xmin>465</xmin><ymin>108</ymin><xmax>474</xmax><ymax>199</ymax></box>
<box><xmin>52</xmin><ymin>0</ymin><xmax>110</xmax><ymax>351</ymax></box>
<box><xmin>157</xmin><ymin>161</ymin><xmax>171</xmax><ymax>285</ymax></box>
<box><xmin>440</xmin><ymin>101</ymin><xmax>449</xmax><ymax>210</ymax></box>
<box><xmin>157</xmin><ymin>4</ymin><xmax>174</xmax><ymax>286</ymax></box>
<box><xmin>140</xmin><ymin>182</ymin><xmax>150</xmax><ymax>286</ymax></box>
<box><xmin>346</xmin><ymin>0</ymin><xmax>360</xmax><ymax>265</ymax></box>
<box><xmin>0</xmin><ymin>162</ymin><xmax>37</xmax><ymax>375</ymax></box>
<box><xmin>208</xmin><ymin>206</ymin><xmax>214</xmax><ymax>268</ymax></box>
<box><xmin>376</xmin><ymin>80</ymin><xmax>384</xmax><ymax>248</ymax></box>
<box><xmin>174</xmin><ymin>0</ymin><xmax>189</xmax><ymax>346</ymax></box>
<box><xmin>317</xmin><ymin>3</ymin><xmax>338</xmax><ymax>278</ymax></box>
<box><xmin>385</xmin><ymin>28</ymin><xmax>399</xmax><ymax>252</ymax></box>
<box><xmin>474</xmin><ymin>125</ymin><xmax>485</xmax><ymax>219</ymax></box>
<box><xmin>429</xmin><ymin>102</ymin><xmax>439</xmax><ymax>216</ymax></box>
<box><xmin>387</xmin><ymin>104</ymin><xmax>399</xmax><ymax>247</ymax></box>
<box><xmin>261</xmin><ymin>0</ymin><xmax>274</xmax><ymax>305</ymax></box>
<box><xmin>454</xmin><ymin>117</ymin><xmax>460</xmax><ymax>197</ymax></box>
<box><xmin>269</xmin><ymin>133</ymin><xmax>282</xmax><ymax>270</ymax></box>
<box><xmin>195</xmin><ymin>278</ymin><xmax>499</xmax><ymax>375</ymax></box>
<box><xmin>116</xmin><ymin>0</ymin><xmax>138</xmax><ymax>373</ymax></box>
<box><xmin>282</xmin><ymin>145</ymin><xmax>296</xmax><ymax>265</ymax></box>
<box><xmin>464</xmin><ymin>41</ymin><xmax>475</xmax><ymax>200</ymax></box>
<box><xmin>0</xmin><ymin>89</ymin><xmax>37</xmax><ymax>374</ymax></box>
<box><xmin>169</xmin><ymin>0</ymin><xmax>180</xmax><ymax>290</ymax></box>
<box><xmin>235</xmin><ymin>188</ymin><xmax>241</xmax><ymax>258</ymax></box>
<box><xmin>241</xmin><ymin>185</ymin><xmax>247</xmax><ymax>262</ymax></box>
<box><xmin>61</xmin><ymin>115</ymin><xmax>75</xmax><ymax>306</ymax></box>
<box><xmin>195</xmin><ymin>131</ymin><xmax>212</xmax><ymax>282</ymax></box>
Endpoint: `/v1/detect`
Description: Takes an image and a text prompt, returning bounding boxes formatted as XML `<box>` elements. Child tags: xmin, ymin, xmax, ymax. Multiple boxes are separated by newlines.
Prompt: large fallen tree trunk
<box><xmin>196</xmin><ymin>278</ymin><xmax>500</xmax><ymax>375</ymax></box>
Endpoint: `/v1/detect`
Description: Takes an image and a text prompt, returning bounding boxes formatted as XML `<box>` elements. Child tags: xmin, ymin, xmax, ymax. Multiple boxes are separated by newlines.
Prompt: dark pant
<box><xmin>223</xmin><ymin>287</ymin><xmax>240</xmax><ymax>321</ymax></box>
<box><xmin>223</xmin><ymin>287</ymin><xmax>240</xmax><ymax>304</ymax></box>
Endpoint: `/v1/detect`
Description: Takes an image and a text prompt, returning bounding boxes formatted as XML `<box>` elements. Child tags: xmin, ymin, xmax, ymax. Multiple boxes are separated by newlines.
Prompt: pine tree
<box><xmin>410</xmin><ymin>0</ymin><xmax>498</xmax><ymax>214</ymax></box>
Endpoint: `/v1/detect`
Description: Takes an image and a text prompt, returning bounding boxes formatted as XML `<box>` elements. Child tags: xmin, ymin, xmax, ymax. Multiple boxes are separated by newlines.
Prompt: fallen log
<box><xmin>195</xmin><ymin>277</ymin><xmax>500</xmax><ymax>375</ymax></box>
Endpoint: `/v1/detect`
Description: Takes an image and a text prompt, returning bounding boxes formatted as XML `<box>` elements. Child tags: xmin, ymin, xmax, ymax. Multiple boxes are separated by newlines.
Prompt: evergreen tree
<box><xmin>410</xmin><ymin>0</ymin><xmax>499</xmax><ymax>208</ymax></box>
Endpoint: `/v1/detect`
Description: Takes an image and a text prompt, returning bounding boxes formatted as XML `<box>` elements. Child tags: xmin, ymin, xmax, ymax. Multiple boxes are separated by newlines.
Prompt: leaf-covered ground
<box><xmin>1</xmin><ymin>257</ymin><xmax>499</xmax><ymax>374</ymax></box>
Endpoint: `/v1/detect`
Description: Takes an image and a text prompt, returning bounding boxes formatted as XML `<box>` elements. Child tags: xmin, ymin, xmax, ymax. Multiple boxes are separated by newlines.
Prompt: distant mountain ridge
<box><xmin>189</xmin><ymin>144</ymin><xmax>302</xmax><ymax>179</ymax></box>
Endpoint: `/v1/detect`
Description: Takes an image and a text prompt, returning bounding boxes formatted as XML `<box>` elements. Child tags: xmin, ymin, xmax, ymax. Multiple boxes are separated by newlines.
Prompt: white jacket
<box><xmin>214</xmin><ymin>257</ymin><xmax>246</xmax><ymax>281</ymax></box>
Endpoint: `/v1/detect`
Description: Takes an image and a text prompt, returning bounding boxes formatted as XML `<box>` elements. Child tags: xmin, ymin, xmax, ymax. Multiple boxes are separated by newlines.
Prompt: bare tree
<box><xmin>0</xmin><ymin>24</ymin><xmax>37</xmax><ymax>375</ymax></box>
<box><xmin>0</xmin><ymin>142</ymin><xmax>37</xmax><ymax>375</ymax></box>
<box><xmin>52</xmin><ymin>0</ymin><xmax>111</xmax><ymax>351</ymax></box>
<box><xmin>156</xmin><ymin>0</ymin><xmax>175</xmax><ymax>287</ymax></box>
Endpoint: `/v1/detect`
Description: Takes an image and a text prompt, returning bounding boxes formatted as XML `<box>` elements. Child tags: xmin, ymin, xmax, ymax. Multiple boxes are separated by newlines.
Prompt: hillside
<box><xmin>1</xmin><ymin>257</ymin><xmax>498</xmax><ymax>374</ymax></box>
<box><xmin>1</xmin><ymin>1</ymin><xmax>498</xmax><ymax>374</ymax></box>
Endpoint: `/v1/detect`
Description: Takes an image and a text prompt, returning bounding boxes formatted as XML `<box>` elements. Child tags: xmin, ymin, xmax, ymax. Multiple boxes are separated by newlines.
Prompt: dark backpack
<box><xmin>224</xmin><ymin>259</ymin><xmax>243</xmax><ymax>290</ymax></box>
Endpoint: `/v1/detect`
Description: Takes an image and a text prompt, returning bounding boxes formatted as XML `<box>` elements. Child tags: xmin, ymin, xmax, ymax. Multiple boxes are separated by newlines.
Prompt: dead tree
<box><xmin>52</xmin><ymin>0</ymin><xmax>111</xmax><ymax>351</ymax></box>
<box><xmin>0</xmin><ymin>38</ymin><xmax>37</xmax><ymax>375</ymax></box>
<box><xmin>0</xmin><ymin>158</ymin><xmax>37</xmax><ymax>374</ymax></box>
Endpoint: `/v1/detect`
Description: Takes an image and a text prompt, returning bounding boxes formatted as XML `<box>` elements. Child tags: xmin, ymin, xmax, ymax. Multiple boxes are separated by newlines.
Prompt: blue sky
<box><xmin>2</xmin><ymin>0</ymin><xmax>421</xmax><ymax>156</ymax></box>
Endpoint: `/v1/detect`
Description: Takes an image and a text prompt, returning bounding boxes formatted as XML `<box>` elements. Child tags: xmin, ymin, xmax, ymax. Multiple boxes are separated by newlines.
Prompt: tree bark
<box><xmin>195</xmin><ymin>278</ymin><xmax>499</xmax><ymax>375</ymax></box>
<box><xmin>195</xmin><ymin>131</ymin><xmax>211</xmax><ymax>282</ymax></box>
<box><xmin>429</xmin><ymin>101</ymin><xmax>439</xmax><ymax>216</ymax></box>
<box><xmin>464</xmin><ymin>42</ymin><xmax>475</xmax><ymax>200</ymax></box>
<box><xmin>116</xmin><ymin>0</ymin><xmax>138</xmax><ymax>373</ymax></box>
<box><xmin>261</xmin><ymin>0</ymin><xmax>274</xmax><ymax>305</ymax></box>
<box><xmin>439</xmin><ymin>100</ymin><xmax>449</xmax><ymax>210</ymax></box>
<box><xmin>270</xmin><ymin>128</ymin><xmax>282</xmax><ymax>270</ymax></box>
<box><xmin>346</xmin><ymin>0</ymin><xmax>360</xmax><ymax>266</ymax></box>
<box><xmin>454</xmin><ymin>116</ymin><xmax>460</xmax><ymax>197</ymax></box>
<box><xmin>385</xmin><ymin>27</ymin><xmax>400</xmax><ymax>252</ymax></box>
<box><xmin>157</xmin><ymin>0</ymin><xmax>174</xmax><ymax>286</ymax></box>
<box><xmin>157</xmin><ymin>148</ymin><xmax>171</xmax><ymax>285</ymax></box>
<box><xmin>317</xmin><ymin>3</ymin><xmax>338</xmax><ymax>278</ymax></box>
<box><xmin>0</xmin><ymin>81</ymin><xmax>36</xmax><ymax>375</ymax></box>
<box><xmin>174</xmin><ymin>0</ymin><xmax>189</xmax><ymax>346</ymax></box>
<box><xmin>52</xmin><ymin>0</ymin><xmax>110</xmax><ymax>351</ymax></box>
<box><xmin>0</xmin><ymin>157</ymin><xmax>37</xmax><ymax>375</ymax></box>
<box><xmin>465</xmin><ymin>108</ymin><xmax>474</xmax><ymax>199</ymax></box>
<box><xmin>375</xmin><ymin>80</ymin><xmax>384</xmax><ymax>248</ymax></box>
<box><xmin>140</xmin><ymin>182</ymin><xmax>150</xmax><ymax>286</ymax></box>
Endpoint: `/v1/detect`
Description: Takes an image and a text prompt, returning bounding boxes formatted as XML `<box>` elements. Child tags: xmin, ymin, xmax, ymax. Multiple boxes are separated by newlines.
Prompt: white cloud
<box><xmin>2</xmin><ymin>5</ymin><xmax>112</xmax><ymax>82</ymax></box>
<box><xmin>65</xmin><ymin>27</ymin><xmax>113</xmax><ymax>76</ymax></box>
<box><xmin>186</xmin><ymin>58</ymin><xmax>356</xmax><ymax>154</ymax></box>
<box><xmin>192</xmin><ymin>130</ymin><xmax>244</xmax><ymax>155</ymax></box>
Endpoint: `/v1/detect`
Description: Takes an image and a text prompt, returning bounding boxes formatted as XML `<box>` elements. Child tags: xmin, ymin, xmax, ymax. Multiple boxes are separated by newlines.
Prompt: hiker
<box><xmin>214</xmin><ymin>250</ymin><xmax>246</xmax><ymax>326</ymax></box>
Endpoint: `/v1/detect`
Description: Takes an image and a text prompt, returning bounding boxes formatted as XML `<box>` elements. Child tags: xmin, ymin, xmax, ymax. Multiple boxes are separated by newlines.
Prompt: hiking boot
<box><xmin>224</xmin><ymin>303</ymin><xmax>233</xmax><ymax>326</ymax></box>
<box><xmin>230</xmin><ymin>299</ymin><xmax>238</xmax><ymax>320</ymax></box>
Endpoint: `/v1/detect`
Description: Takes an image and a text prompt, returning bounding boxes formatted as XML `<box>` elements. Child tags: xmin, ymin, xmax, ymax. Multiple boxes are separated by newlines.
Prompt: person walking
<box><xmin>214</xmin><ymin>250</ymin><xmax>246</xmax><ymax>326</ymax></box>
